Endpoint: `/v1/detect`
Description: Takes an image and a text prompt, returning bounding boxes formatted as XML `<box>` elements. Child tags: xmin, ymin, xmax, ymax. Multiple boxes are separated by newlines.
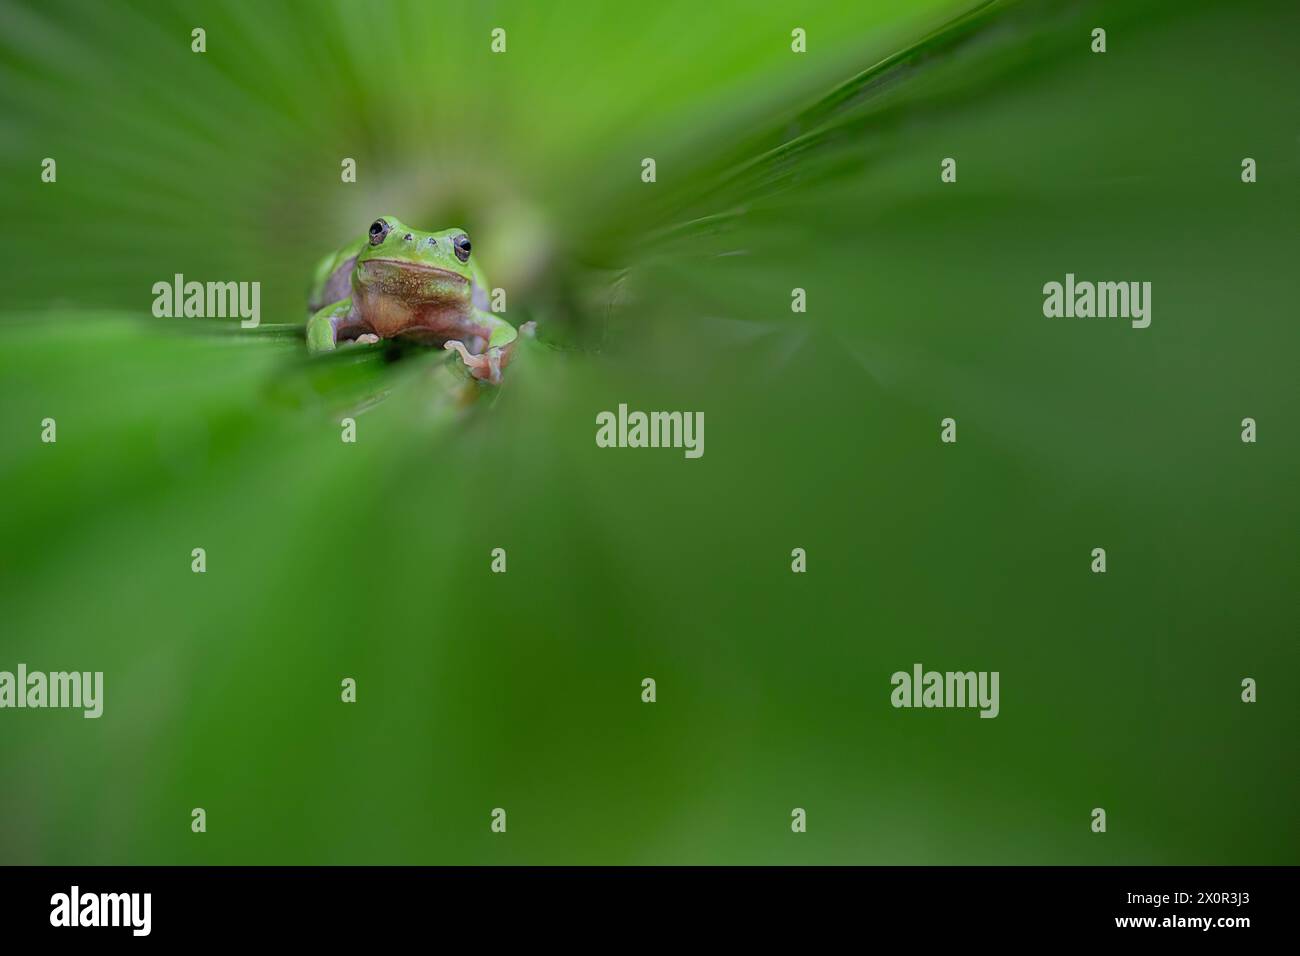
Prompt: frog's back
<box><xmin>307</xmin><ymin>235</ymin><xmax>366</xmax><ymax>314</ymax></box>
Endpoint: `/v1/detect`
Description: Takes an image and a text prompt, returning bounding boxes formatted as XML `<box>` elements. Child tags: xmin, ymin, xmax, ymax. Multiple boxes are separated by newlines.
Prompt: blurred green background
<box><xmin>0</xmin><ymin>0</ymin><xmax>1296</xmax><ymax>864</ymax></box>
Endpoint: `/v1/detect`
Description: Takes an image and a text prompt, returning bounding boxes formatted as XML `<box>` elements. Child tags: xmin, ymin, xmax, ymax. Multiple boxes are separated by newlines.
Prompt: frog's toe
<box><xmin>444</xmin><ymin>340</ymin><xmax>503</xmax><ymax>384</ymax></box>
<box><xmin>352</xmin><ymin>333</ymin><xmax>381</xmax><ymax>345</ymax></box>
<box><xmin>443</xmin><ymin>339</ymin><xmax>474</xmax><ymax>364</ymax></box>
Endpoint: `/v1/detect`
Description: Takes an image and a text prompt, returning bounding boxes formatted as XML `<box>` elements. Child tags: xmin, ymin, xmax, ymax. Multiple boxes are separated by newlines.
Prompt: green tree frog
<box><xmin>306</xmin><ymin>216</ymin><xmax>528</xmax><ymax>383</ymax></box>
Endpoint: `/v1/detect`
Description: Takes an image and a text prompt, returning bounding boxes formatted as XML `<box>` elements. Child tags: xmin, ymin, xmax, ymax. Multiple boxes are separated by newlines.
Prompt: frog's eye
<box><xmin>453</xmin><ymin>234</ymin><xmax>471</xmax><ymax>263</ymax></box>
<box><xmin>368</xmin><ymin>219</ymin><xmax>390</xmax><ymax>245</ymax></box>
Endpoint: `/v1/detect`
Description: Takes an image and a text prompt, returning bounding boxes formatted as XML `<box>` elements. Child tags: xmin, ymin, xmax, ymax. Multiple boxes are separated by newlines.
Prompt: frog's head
<box><xmin>352</xmin><ymin>216</ymin><xmax>476</xmax><ymax>305</ymax></box>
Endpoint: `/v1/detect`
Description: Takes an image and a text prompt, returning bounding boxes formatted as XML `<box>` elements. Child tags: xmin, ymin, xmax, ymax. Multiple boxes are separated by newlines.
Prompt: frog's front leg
<box><xmin>306</xmin><ymin>298</ymin><xmax>373</xmax><ymax>353</ymax></box>
<box><xmin>443</xmin><ymin>314</ymin><xmax>534</xmax><ymax>384</ymax></box>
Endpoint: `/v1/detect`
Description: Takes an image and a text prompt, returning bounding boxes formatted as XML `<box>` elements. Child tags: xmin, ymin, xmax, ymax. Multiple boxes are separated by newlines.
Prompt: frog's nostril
<box><xmin>426</xmin><ymin>237</ymin><xmax>436</xmax><ymax>246</ymax></box>
<box><xmin>404</xmin><ymin>233</ymin><xmax>413</xmax><ymax>241</ymax></box>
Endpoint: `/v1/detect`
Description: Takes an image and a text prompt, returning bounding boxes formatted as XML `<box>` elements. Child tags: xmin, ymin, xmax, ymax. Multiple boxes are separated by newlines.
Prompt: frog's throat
<box><xmin>361</xmin><ymin>259</ymin><xmax>469</xmax><ymax>280</ymax></box>
<box><xmin>355</xmin><ymin>259</ymin><xmax>474</xmax><ymax>306</ymax></box>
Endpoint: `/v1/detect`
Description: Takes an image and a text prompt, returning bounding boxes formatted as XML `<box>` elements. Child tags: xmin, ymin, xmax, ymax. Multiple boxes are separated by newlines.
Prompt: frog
<box><xmin>306</xmin><ymin>216</ymin><xmax>528</xmax><ymax>383</ymax></box>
